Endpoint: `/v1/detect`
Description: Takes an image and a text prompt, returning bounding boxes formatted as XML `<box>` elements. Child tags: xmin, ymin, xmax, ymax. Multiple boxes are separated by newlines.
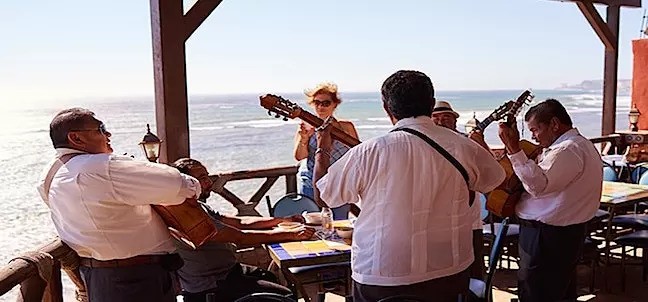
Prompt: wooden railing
<box><xmin>0</xmin><ymin>238</ymin><xmax>85</xmax><ymax>302</ymax></box>
<box><xmin>210</xmin><ymin>165</ymin><xmax>299</xmax><ymax>216</ymax></box>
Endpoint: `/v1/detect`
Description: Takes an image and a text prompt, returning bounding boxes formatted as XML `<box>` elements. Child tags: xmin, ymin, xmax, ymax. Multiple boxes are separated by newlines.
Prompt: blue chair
<box><xmin>266</xmin><ymin>193</ymin><xmax>320</xmax><ymax>217</ymax></box>
<box><xmin>470</xmin><ymin>218</ymin><xmax>511</xmax><ymax>302</ymax></box>
<box><xmin>631</xmin><ymin>164</ymin><xmax>648</xmax><ymax>183</ymax></box>
<box><xmin>233</xmin><ymin>292</ymin><xmax>296</xmax><ymax>302</ymax></box>
<box><xmin>603</xmin><ymin>166</ymin><xmax>618</xmax><ymax>182</ymax></box>
<box><xmin>615</xmin><ymin>230</ymin><xmax>648</xmax><ymax>290</ymax></box>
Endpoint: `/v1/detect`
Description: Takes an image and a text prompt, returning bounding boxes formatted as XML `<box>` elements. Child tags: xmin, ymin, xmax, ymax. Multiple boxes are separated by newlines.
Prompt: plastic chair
<box><xmin>233</xmin><ymin>292</ymin><xmax>296</xmax><ymax>302</ymax></box>
<box><xmin>603</xmin><ymin>166</ymin><xmax>618</xmax><ymax>182</ymax></box>
<box><xmin>615</xmin><ymin>230</ymin><xmax>648</xmax><ymax>290</ymax></box>
<box><xmin>470</xmin><ymin>218</ymin><xmax>511</xmax><ymax>302</ymax></box>
<box><xmin>266</xmin><ymin>193</ymin><xmax>320</xmax><ymax>217</ymax></box>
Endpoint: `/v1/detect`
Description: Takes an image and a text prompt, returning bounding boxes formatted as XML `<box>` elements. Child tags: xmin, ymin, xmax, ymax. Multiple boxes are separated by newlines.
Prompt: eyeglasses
<box><xmin>70</xmin><ymin>123</ymin><xmax>109</xmax><ymax>136</ymax></box>
<box><xmin>312</xmin><ymin>99</ymin><xmax>333</xmax><ymax>107</ymax></box>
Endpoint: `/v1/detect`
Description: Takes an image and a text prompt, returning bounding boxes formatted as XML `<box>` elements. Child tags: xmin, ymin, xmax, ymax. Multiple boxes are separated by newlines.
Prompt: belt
<box><xmin>80</xmin><ymin>255</ymin><xmax>165</xmax><ymax>268</ymax></box>
<box><xmin>517</xmin><ymin>218</ymin><xmax>546</xmax><ymax>228</ymax></box>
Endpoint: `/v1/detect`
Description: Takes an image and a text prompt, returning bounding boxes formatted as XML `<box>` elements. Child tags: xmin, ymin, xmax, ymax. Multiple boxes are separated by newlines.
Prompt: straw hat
<box><xmin>432</xmin><ymin>100</ymin><xmax>459</xmax><ymax>118</ymax></box>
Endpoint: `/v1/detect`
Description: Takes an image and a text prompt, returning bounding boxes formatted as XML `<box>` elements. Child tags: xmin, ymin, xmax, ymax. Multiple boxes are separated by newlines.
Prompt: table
<box><xmin>266</xmin><ymin>221</ymin><xmax>353</xmax><ymax>301</ymax></box>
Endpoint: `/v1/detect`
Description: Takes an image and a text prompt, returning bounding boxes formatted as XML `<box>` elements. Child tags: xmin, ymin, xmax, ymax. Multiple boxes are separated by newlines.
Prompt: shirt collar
<box><xmin>393</xmin><ymin>116</ymin><xmax>435</xmax><ymax>130</ymax></box>
<box><xmin>549</xmin><ymin>128</ymin><xmax>580</xmax><ymax>148</ymax></box>
<box><xmin>55</xmin><ymin>147</ymin><xmax>88</xmax><ymax>157</ymax></box>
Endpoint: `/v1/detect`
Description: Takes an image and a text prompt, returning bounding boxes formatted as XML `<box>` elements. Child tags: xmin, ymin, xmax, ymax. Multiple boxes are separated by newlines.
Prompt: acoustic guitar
<box><xmin>484</xmin><ymin>90</ymin><xmax>541</xmax><ymax>217</ymax></box>
<box><xmin>260</xmin><ymin>94</ymin><xmax>361</xmax><ymax>215</ymax></box>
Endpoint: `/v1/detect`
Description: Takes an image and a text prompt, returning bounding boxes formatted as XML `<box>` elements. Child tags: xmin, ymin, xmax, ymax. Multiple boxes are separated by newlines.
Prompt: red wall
<box><xmin>633</xmin><ymin>39</ymin><xmax>648</xmax><ymax>130</ymax></box>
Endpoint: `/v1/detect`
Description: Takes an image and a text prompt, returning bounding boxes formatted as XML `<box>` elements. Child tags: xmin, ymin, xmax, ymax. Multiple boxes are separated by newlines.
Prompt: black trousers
<box><xmin>182</xmin><ymin>263</ymin><xmax>292</xmax><ymax>302</ymax></box>
<box><xmin>470</xmin><ymin>229</ymin><xmax>485</xmax><ymax>280</ymax></box>
<box><xmin>79</xmin><ymin>263</ymin><xmax>176</xmax><ymax>302</ymax></box>
<box><xmin>352</xmin><ymin>268</ymin><xmax>469</xmax><ymax>302</ymax></box>
<box><xmin>518</xmin><ymin>220</ymin><xmax>587</xmax><ymax>302</ymax></box>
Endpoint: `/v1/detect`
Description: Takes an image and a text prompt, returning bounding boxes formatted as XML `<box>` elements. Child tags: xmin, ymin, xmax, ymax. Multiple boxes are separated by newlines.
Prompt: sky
<box><xmin>1</xmin><ymin>0</ymin><xmax>646</xmax><ymax>105</ymax></box>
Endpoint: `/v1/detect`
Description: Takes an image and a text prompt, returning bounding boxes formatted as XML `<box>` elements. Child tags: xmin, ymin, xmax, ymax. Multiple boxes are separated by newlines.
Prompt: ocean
<box><xmin>0</xmin><ymin>89</ymin><xmax>631</xmax><ymax>300</ymax></box>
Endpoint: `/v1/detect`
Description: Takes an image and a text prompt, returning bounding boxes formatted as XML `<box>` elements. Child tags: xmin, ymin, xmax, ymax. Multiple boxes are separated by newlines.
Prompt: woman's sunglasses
<box><xmin>312</xmin><ymin>99</ymin><xmax>333</xmax><ymax>107</ymax></box>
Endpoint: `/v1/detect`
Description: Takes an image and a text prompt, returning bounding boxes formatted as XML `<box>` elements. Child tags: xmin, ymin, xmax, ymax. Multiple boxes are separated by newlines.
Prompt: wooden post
<box><xmin>602</xmin><ymin>5</ymin><xmax>620</xmax><ymax>135</ymax></box>
<box><xmin>150</xmin><ymin>0</ymin><xmax>190</xmax><ymax>163</ymax></box>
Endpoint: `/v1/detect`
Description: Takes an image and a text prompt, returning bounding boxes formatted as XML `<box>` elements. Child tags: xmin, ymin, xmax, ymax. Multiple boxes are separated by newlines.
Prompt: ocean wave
<box><xmin>225</xmin><ymin>119</ymin><xmax>299</xmax><ymax>128</ymax></box>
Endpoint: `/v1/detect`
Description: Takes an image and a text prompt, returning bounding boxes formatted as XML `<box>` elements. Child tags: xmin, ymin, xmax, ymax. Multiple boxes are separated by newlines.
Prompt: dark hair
<box><xmin>49</xmin><ymin>108</ymin><xmax>96</xmax><ymax>148</ymax></box>
<box><xmin>381</xmin><ymin>70</ymin><xmax>435</xmax><ymax>120</ymax></box>
<box><xmin>524</xmin><ymin>98</ymin><xmax>573</xmax><ymax>127</ymax></box>
<box><xmin>170</xmin><ymin>158</ymin><xmax>204</xmax><ymax>174</ymax></box>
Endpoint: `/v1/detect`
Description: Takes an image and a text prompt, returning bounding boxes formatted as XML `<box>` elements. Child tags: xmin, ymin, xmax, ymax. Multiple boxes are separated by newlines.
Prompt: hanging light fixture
<box><xmin>629</xmin><ymin>106</ymin><xmax>641</xmax><ymax>132</ymax></box>
<box><xmin>140</xmin><ymin>124</ymin><xmax>162</xmax><ymax>162</ymax></box>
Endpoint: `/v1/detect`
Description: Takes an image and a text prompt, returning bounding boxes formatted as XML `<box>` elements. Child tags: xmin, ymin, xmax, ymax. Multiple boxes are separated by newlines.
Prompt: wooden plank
<box><xmin>576</xmin><ymin>1</ymin><xmax>617</xmax><ymax>50</ymax></box>
<box><xmin>150</xmin><ymin>0</ymin><xmax>190</xmax><ymax>163</ymax></box>
<box><xmin>43</xmin><ymin>261</ymin><xmax>63</xmax><ymax>302</ymax></box>
<box><xmin>249</xmin><ymin>177</ymin><xmax>279</xmax><ymax>205</ymax></box>
<box><xmin>602</xmin><ymin>4</ymin><xmax>620</xmax><ymax>135</ymax></box>
<box><xmin>285</xmin><ymin>174</ymin><xmax>297</xmax><ymax>195</ymax></box>
<box><xmin>183</xmin><ymin>0</ymin><xmax>223</xmax><ymax>40</ymax></box>
<box><xmin>217</xmin><ymin>187</ymin><xmax>246</xmax><ymax>206</ymax></box>
<box><xmin>216</xmin><ymin>166</ymin><xmax>299</xmax><ymax>181</ymax></box>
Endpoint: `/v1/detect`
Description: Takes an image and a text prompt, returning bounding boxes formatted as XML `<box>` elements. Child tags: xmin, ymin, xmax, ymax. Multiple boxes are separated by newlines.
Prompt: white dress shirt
<box><xmin>317</xmin><ymin>117</ymin><xmax>505</xmax><ymax>286</ymax></box>
<box><xmin>37</xmin><ymin>148</ymin><xmax>202</xmax><ymax>260</ymax></box>
<box><xmin>510</xmin><ymin>128</ymin><xmax>603</xmax><ymax>226</ymax></box>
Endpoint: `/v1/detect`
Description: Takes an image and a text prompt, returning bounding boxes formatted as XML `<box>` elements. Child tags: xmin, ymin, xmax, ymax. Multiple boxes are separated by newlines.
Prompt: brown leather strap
<box><xmin>43</xmin><ymin>153</ymin><xmax>81</xmax><ymax>204</ymax></box>
<box><xmin>79</xmin><ymin>255</ymin><xmax>165</xmax><ymax>268</ymax></box>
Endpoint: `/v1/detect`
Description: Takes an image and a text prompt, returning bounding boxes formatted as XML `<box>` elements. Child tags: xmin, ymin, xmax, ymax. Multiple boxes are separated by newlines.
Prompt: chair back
<box><xmin>638</xmin><ymin>169</ymin><xmax>648</xmax><ymax>185</ymax></box>
<box><xmin>484</xmin><ymin>217</ymin><xmax>510</xmax><ymax>301</ymax></box>
<box><xmin>603</xmin><ymin>166</ymin><xmax>618</xmax><ymax>182</ymax></box>
<box><xmin>376</xmin><ymin>295</ymin><xmax>428</xmax><ymax>302</ymax></box>
<box><xmin>267</xmin><ymin>193</ymin><xmax>320</xmax><ymax>217</ymax></box>
<box><xmin>233</xmin><ymin>293</ymin><xmax>296</xmax><ymax>302</ymax></box>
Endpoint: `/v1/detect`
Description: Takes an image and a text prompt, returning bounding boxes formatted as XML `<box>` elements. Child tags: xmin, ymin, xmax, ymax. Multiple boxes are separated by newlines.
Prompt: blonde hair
<box><xmin>304</xmin><ymin>82</ymin><xmax>342</xmax><ymax>104</ymax></box>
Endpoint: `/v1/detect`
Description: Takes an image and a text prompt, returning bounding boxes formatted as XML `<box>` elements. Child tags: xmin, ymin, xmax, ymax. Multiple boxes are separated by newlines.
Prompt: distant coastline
<box><xmin>556</xmin><ymin>79</ymin><xmax>632</xmax><ymax>95</ymax></box>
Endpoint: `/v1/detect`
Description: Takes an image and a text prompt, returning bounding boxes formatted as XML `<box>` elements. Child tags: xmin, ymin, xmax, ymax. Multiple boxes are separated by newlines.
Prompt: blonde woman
<box><xmin>293</xmin><ymin>82</ymin><xmax>359</xmax><ymax>220</ymax></box>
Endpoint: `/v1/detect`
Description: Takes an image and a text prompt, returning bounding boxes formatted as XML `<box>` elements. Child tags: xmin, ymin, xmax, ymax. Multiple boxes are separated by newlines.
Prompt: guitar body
<box><xmin>486</xmin><ymin>140</ymin><xmax>542</xmax><ymax>217</ymax></box>
<box><xmin>152</xmin><ymin>199</ymin><xmax>218</xmax><ymax>249</ymax></box>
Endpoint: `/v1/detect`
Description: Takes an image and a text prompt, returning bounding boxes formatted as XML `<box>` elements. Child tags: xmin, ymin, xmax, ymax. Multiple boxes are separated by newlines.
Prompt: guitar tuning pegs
<box><xmin>274</xmin><ymin>113</ymin><xmax>281</xmax><ymax>118</ymax></box>
<box><xmin>283</xmin><ymin>117</ymin><xmax>288</xmax><ymax>121</ymax></box>
<box><xmin>267</xmin><ymin>110</ymin><xmax>272</xmax><ymax>116</ymax></box>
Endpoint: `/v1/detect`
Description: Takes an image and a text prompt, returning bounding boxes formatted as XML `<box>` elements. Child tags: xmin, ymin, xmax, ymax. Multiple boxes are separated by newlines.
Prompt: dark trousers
<box><xmin>182</xmin><ymin>263</ymin><xmax>292</xmax><ymax>302</ymax></box>
<box><xmin>470</xmin><ymin>229</ymin><xmax>485</xmax><ymax>280</ymax></box>
<box><xmin>518</xmin><ymin>220</ymin><xmax>587</xmax><ymax>302</ymax></box>
<box><xmin>79</xmin><ymin>263</ymin><xmax>176</xmax><ymax>302</ymax></box>
<box><xmin>352</xmin><ymin>268</ymin><xmax>469</xmax><ymax>302</ymax></box>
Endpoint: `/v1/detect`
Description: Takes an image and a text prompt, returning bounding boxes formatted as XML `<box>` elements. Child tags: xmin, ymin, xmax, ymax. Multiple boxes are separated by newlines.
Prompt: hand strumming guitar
<box><xmin>498</xmin><ymin>118</ymin><xmax>522</xmax><ymax>154</ymax></box>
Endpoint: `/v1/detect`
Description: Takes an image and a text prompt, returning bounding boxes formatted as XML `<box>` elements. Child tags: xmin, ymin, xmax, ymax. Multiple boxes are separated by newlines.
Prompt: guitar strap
<box><xmin>42</xmin><ymin>153</ymin><xmax>81</xmax><ymax>204</ymax></box>
<box><xmin>391</xmin><ymin>127</ymin><xmax>475</xmax><ymax>207</ymax></box>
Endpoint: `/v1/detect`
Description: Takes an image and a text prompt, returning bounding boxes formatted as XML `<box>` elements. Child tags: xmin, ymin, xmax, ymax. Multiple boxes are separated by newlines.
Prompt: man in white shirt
<box><xmin>498</xmin><ymin>99</ymin><xmax>602</xmax><ymax>302</ymax></box>
<box><xmin>432</xmin><ymin>100</ymin><xmax>491</xmax><ymax>280</ymax></box>
<box><xmin>37</xmin><ymin>108</ymin><xmax>202</xmax><ymax>302</ymax></box>
<box><xmin>315</xmin><ymin>70</ymin><xmax>506</xmax><ymax>302</ymax></box>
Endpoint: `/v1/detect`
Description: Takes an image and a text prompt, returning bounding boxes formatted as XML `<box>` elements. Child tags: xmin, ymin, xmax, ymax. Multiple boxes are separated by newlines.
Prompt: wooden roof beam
<box><xmin>551</xmin><ymin>0</ymin><xmax>641</xmax><ymax>7</ymax></box>
<box><xmin>183</xmin><ymin>0</ymin><xmax>223</xmax><ymax>41</ymax></box>
<box><xmin>576</xmin><ymin>1</ymin><xmax>617</xmax><ymax>50</ymax></box>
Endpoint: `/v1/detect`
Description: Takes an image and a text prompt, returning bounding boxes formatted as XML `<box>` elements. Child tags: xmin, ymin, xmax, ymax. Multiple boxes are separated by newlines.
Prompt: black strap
<box><xmin>391</xmin><ymin>127</ymin><xmax>475</xmax><ymax>206</ymax></box>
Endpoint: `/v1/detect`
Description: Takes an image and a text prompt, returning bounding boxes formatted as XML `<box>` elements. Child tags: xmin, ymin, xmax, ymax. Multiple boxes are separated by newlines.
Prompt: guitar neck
<box><xmin>299</xmin><ymin>110</ymin><xmax>361</xmax><ymax>147</ymax></box>
<box><xmin>475</xmin><ymin>116</ymin><xmax>495</xmax><ymax>131</ymax></box>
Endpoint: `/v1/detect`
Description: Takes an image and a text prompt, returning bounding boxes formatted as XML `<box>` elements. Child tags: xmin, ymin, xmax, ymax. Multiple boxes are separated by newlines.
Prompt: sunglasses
<box><xmin>312</xmin><ymin>99</ymin><xmax>333</xmax><ymax>107</ymax></box>
<box><xmin>70</xmin><ymin>123</ymin><xmax>109</xmax><ymax>136</ymax></box>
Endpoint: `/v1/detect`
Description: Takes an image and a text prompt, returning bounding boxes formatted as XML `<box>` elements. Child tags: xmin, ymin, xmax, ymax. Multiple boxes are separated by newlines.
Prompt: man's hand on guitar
<box><xmin>316</xmin><ymin>117</ymin><xmax>334</xmax><ymax>152</ymax></box>
<box><xmin>468</xmin><ymin>129</ymin><xmax>489</xmax><ymax>150</ymax></box>
<box><xmin>498</xmin><ymin>119</ymin><xmax>521</xmax><ymax>154</ymax></box>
